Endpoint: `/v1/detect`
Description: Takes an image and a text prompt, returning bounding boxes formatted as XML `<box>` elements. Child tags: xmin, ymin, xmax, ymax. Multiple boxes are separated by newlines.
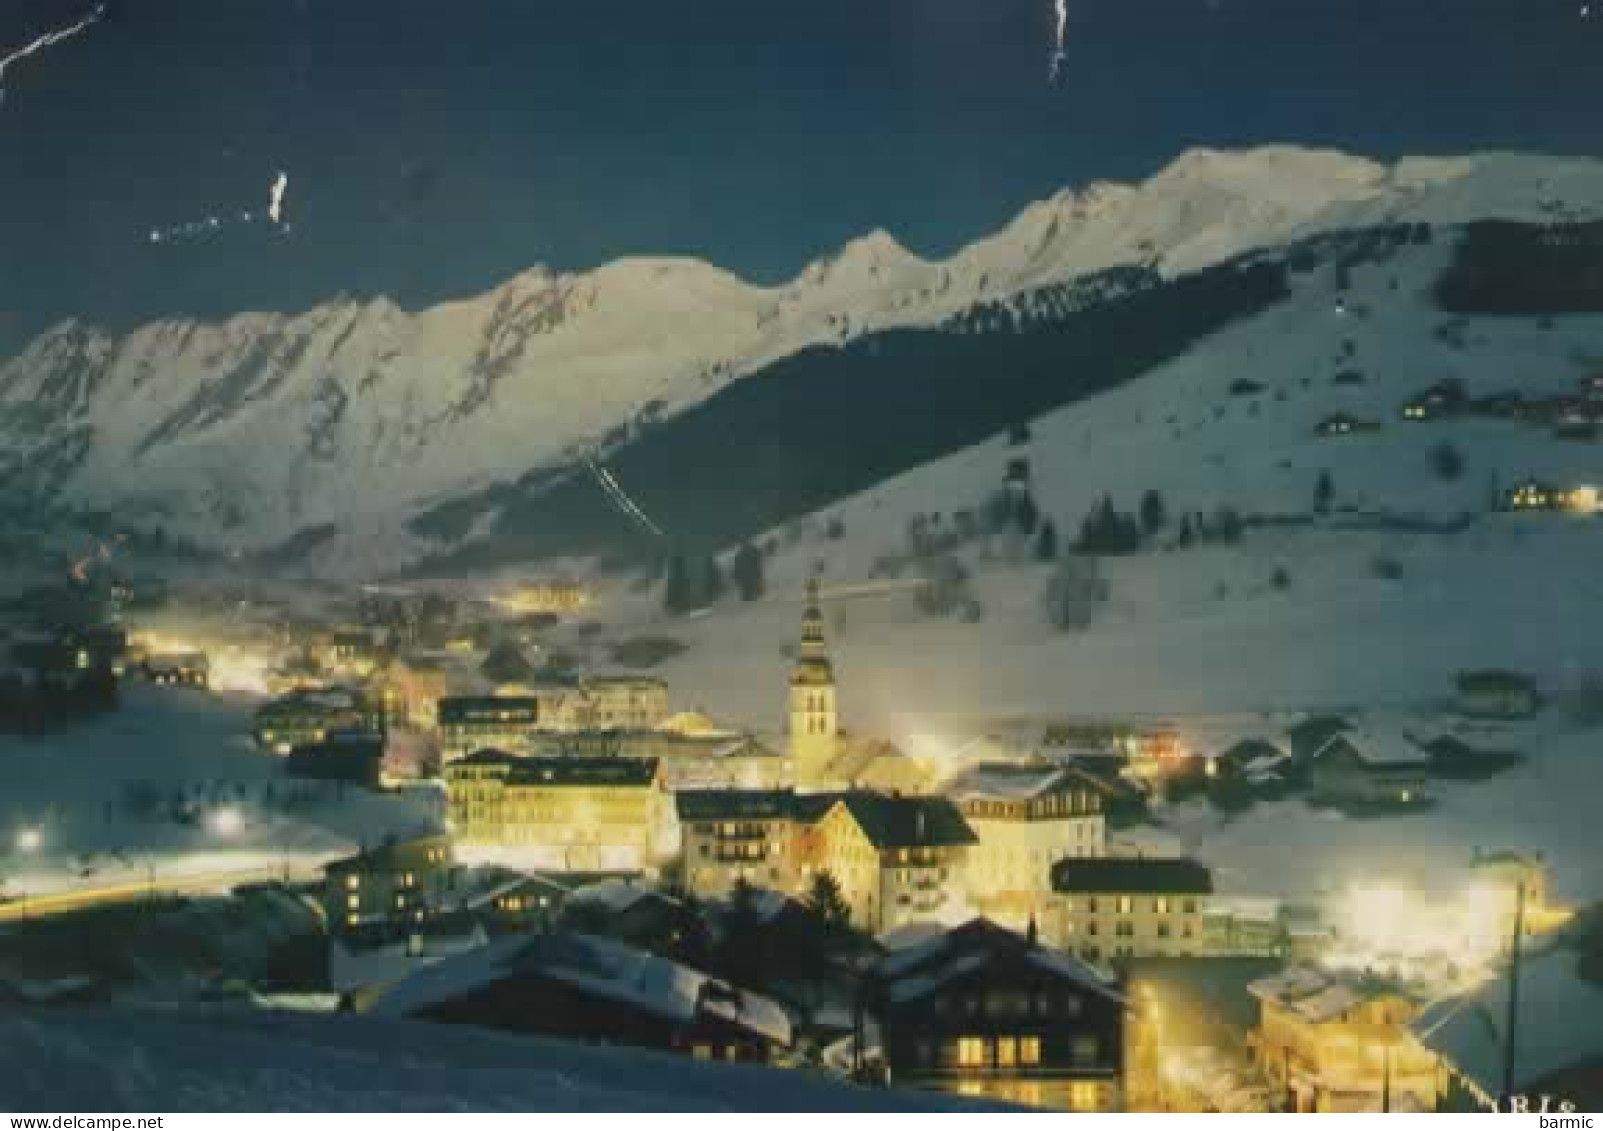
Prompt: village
<box><xmin>1</xmin><ymin>560</ymin><xmax>1599</xmax><ymax>1115</ymax></box>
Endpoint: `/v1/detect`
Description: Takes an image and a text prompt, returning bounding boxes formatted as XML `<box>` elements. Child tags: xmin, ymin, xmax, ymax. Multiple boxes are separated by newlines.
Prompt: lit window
<box><xmin>957</xmin><ymin>1037</ymin><xmax>988</xmax><ymax>1068</ymax></box>
<box><xmin>345</xmin><ymin>875</ymin><xmax>360</xmax><ymax>890</ymax></box>
<box><xmin>1117</xmin><ymin>896</ymin><xmax>1133</xmax><ymax>915</ymax></box>
<box><xmin>1154</xmin><ymin>897</ymin><xmax>1170</xmax><ymax>915</ymax></box>
<box><xmin>1020</xmin><ymin>1037</ymin><xmax>1041</xmax><ymax>1066</ymax></box>
<box><xmin>346</xmin><ymin>894</ymin><xmax>359</xmax><ymax>910</ymax></box>
<box><xmin>996</xmin><ymin>1037</ymin><xmax>1018</xmax><ymax>1068</ymax></box>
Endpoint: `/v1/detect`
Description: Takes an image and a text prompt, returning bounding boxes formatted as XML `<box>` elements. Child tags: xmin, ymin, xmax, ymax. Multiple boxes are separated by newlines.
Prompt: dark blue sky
<box><xmin>0</xmin><ymin>0</ymin><xmax>1599</xmax><ymax>342</ymax></box>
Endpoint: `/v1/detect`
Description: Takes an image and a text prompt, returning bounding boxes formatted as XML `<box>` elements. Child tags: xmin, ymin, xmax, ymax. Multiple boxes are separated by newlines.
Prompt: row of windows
<box><xmin>954</xmin><ymin>1035</ymin><xmax>1043</xmax><ymax>1069</ymax></box>
<box><xmin>1062</xmin><ymin>896</ymin><xmax>1198</xmax><ymax>915</ymax></box>
<box><xmin>944</xmin><ymin>1034</ymin><xmax>1099</xmax><ymax>1070</ymax></box>
<box><xmin>1065</xmin><ymin>920</ymin><xmax>1194</xmax><ymax>939</ymax></box>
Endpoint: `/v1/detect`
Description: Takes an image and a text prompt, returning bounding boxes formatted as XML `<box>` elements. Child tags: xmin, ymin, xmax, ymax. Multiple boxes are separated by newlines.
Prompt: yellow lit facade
<box><xmin>446</xmin><ymin>752</ymin><xmax>665</xmax><ymax>872</ymax></box>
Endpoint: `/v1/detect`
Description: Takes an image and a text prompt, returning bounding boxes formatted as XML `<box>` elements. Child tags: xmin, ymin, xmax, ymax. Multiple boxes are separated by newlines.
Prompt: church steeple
<box><xmin>789</xmin><ymin>575</ymin><xmax>838</xmax><ymax>791</ymax></box>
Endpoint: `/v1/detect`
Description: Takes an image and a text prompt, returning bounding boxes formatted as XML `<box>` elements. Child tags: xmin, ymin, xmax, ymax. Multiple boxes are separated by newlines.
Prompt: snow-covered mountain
<box><xmin>4</xmin><ymin>145</ymin><xmax>1603</xmax><ymax>573</ymax></box>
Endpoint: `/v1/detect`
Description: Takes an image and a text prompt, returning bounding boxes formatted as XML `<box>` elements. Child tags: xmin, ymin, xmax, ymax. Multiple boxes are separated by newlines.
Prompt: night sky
<box><xmin>0</xmin><ymin>0</ymin><xmax>1599</xmax><ymax>343</ymax></box>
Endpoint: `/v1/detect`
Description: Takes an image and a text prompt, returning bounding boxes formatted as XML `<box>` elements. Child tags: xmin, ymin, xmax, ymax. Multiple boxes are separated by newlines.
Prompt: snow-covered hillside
<box><xmin>4</xmin><ymin>146</ymin><xmax>1603</xmax><ymax>572</ymax></box>
<box><xmin>0</xmin><ymin>1007</ymin><xmax>990</xmax><ymax>1111</ymax></box>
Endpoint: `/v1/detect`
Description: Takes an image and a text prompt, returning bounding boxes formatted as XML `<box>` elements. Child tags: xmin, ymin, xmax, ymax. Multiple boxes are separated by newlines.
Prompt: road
<box><xmin>0</xmin><ymin>863</ymin><xmax>321</xmax><ymax>923</ymax></box>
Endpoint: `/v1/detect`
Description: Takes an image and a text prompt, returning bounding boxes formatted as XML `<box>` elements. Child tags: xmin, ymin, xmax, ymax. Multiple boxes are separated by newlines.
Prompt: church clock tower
<box><xmin>789</xmin><ymin>577</ymin><xmax>838</xmax><ymax>791</ymax></box>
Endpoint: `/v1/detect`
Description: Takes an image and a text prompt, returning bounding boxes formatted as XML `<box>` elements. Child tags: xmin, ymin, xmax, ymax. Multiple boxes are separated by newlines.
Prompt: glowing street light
<box><xmin>208</xmin><ymin>807</ymin><xmax>245</xmax><ymax>838</ymax></box>
<box><xmin>14</xmin><ymin>827</ymin><xmax>43</xmax><ymax>854</ymax></box>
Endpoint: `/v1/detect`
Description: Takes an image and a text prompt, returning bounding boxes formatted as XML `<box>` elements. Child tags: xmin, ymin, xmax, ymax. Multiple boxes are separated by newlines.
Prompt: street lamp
<box><xmin>14</xmin><ymin>827</ymin><xmax>43</xmax><ymax>854</ymax></box>
<box><xmin>208</xmin><ymin>807</ymin><xmax>244</xmax><ymax>838</ymax></box>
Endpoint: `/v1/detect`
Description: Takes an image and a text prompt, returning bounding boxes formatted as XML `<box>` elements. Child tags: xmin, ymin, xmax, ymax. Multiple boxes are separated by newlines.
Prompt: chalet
<box><xmin>1454</xmin><ymin>669</ymin><xmax>1541</xmax><ymax>719</ymax></box>
<box><xmin>436</xmin><ymin>694</ymin><xmax>540</xmax><ymax>761</ymax></box>
<box><xmin>945</xmin><ymin>764</ymin><xmax>1108</xmax><ymax>929</ymax></box>
<box><xmin>871</xmin><ymin>918</ymin><xmax>1126</xmax><ymax>1111</ymax></box>
<box><xmin>466</xmin><ymin>870</ymin><xmax>574</xmax><ymax>936</ymax></box>
<box><xmin>322</xmin><ymin>834</ymin><xmax>455</xmax><ymax>937</ymax></box>
<box><xmin>1285</xmin><ymin>715</ymin><xmax>1352</xmax><ymax>764</ymax></box>
<box><xmin>795</xmin><ymin>792</ymin><xmax>977</xmax><ymax>934</ymax></box>
<box><xmin>370</xmin><ymin>931</ymin><xmax>793</xmax><ymax>1065</ymax></box>
<box><xmin>254</xmin><ymin>688</ymin><xmax>382</xmax><ymax>754</ymax></box>
<box><xmin>332</xmin><ymin>911</ymin><xmax>489</xmax><ymax>1002</ymax></box>
<box><xmin>1250</xmin><ymin>967</ymin><xmax>1439</xmax><ymax>1113</ymax></box>
<box><xmin>1208</xmin><ymin>739</ymin><xmax>1293</xmax><ymax>790</ymax></box>
<box><xmin>1314</xmin><ymin>413</ymin><xmax>1379</xmax><ymax>438</ymax></box>
<box><xmin>560</xmin><ymin>879</ymin><xmax>699</xmax><ymax>952</ymax></box>
<box><xmin>286</xmin><ymin>731</ymin><xmax>386</xmax><ymax>789</ymax></box>
<box><xmin>676</xmin><ymin>789</ymin><xmax>799</xmax><ymax>897</ymax></box>
<box><xmin>143</xmin><ymin>651</ymin><xmax>209</xmax><ymax>689</ymax></box>
<box><xmin>1049</xmin><ymin>858</ymin><xmax>1214</xmax><ymax>963</ymax></box>
<box><xmin>1308</xmin><ymin>731</ymin><xmax>1430</xmax><ymax>809</ymax></box>
<box><xmin>1400</xmin><ymin>379</ymin><xmax>1467</xmax><ymax>422</ymax></box>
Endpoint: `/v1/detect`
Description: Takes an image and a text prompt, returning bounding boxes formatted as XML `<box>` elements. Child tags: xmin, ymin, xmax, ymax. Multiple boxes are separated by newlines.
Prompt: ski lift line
<box><xmin>593</xmin><ymin>461</ymin><xmax>658</xmax><ymax>537</ymax></box>
<box><xmin>584</xmin><ymin>455</ymin><xmax>666</xmax><ymax>540</ymax></box>
<box><xmin>596</xmin><ymin>463</ymin><xmax>662</xmax><ymax>538</ymax></box>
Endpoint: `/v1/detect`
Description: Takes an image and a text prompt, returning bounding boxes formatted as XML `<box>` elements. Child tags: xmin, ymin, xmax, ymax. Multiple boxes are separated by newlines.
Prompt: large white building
<box><xmin>945</xmin><ymin>762</ymin><xmax>1110</xmax><ymax>929</ymax></box>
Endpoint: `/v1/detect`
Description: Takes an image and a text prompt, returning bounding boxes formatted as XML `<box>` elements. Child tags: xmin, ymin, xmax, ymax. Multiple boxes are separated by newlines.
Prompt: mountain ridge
<box><xmin>4</xmin><ymin>145</ymin><xmax>1602</xmax><ymax>573</ymax></box>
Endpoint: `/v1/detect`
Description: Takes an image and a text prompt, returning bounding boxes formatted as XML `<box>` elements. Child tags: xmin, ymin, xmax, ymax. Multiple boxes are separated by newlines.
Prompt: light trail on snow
<box><xmin>0</xmin><ymin>2</ymin><xmax>106</xmax><ymax>107</ymax></box>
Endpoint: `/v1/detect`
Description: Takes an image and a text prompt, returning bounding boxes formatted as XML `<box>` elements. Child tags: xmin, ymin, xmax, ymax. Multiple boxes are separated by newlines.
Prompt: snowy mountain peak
<box><xmin>4</xmin><ymin>143</ymin><xmax>1603</xmax><ymax>573</ymax></box>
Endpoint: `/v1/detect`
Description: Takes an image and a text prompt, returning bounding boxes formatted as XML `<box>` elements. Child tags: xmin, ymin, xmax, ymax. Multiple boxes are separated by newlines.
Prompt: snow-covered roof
<box><xmin>372</xmin><ymin>932</ymin><xmax>791</xmax><ymax>1047</ymax></box>
<box><xmin>1248</xmin><ymin>965</ymin><xmax>1401</xmax><ymax>1023</ymax></box>
<box><xmin>943</xmin><ymin>762</ymin><xmax>1074</xmax><ymax>803</ymax></box>
<box><xmin>1412</xmin><ymin>942</ymin><xmax>1603</xmax><ymax>1098</ymax></box>
<box><xmin>1314</xmin><ymin>728</ymin><xmax>1429</xmax><ymax>768</ymax></box>
<box><xmin>877</xmin><ymin>919</ymin><xmax>1121</xmax><ymax>1008</ymax></box>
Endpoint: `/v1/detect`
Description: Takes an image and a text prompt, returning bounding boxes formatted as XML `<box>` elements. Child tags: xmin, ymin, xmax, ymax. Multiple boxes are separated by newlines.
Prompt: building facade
<box><xmin>1049</xmin><ymin>857</ymin><xmax>1214</xmax><ymax>963</ymax></box>
<box><xmin>676</xmin><ymin>789</ymin><xmax>799</xmax><ymax>897</ymax></box>
<box><xmin>874</xmin><ymin>919</ymin><xmax>1126</xmax><ymax>1112</ymax></box>
<box><xmin>322</xmin><ymin>834</ymin><xmax>455</xmax><ymax>937</ymax></box>
<box><xmin>795</xmin><ymin>793</ymin><xmax>977</xmax><ymax>934</ymax></box>
<box><xmin>445</xmin><ymin>751</ymin><xmax>666</xmax><ymax>872</ymax></box>
<box><xmin>437</xmin><ymin>695</ymin><xmax>540</xmax><ymax>761</ymax></box>
<box><xmin>576</xmin><ymin>675</ymin><xmax>670</xmax><ymax>731</ymax></box>
<box><xmin>1249</xmin><ymin>967</ymin><xmax>1440</xmax><ymax>1113</ymax></box>
<box><xmin>948</xmin><ymin>763</ymin><xmax>1108</xmax><ymax>930</ymax></box>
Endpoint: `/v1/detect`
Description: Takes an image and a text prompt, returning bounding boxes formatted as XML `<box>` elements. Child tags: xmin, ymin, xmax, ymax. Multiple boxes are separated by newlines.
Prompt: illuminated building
<box><xmin>143</xmin><ymin>651</ymin><xmax>209</xmax><ymax>689</ymax></box>
<box><xmin>254</xmin><ymin>687</ymin><xmax>382</xmax><ymax>755</ymax></box>
<box><xmin>1248</xmin><ymin>966</ymin><xmax>1441</xmax><ymax>1113</ymax></box>
<box><xmin>1504</xmin><ymin>478</ymin><xmax>1562</xmax><ymax>512</ymax></box>
<box><xmin>789</xmin><ymin>578</ymin><xmax>839</xmax><ymax>791</ymax></box>
<box><xmin>576</xmin><ymin>675</ymin><xmax>670</xmax><ymax>731</ymax></box>
<box><xmin>1049</xmin><ymin>857</ymin><xmax>1213</xmax><ymax>963</ymax></box>
<box><xmin>872</xmin><ymin>919</ymin><xmax>1126</xmax><ymax>1112</ymax></box>
<box><xmin>676</xmin><ymin>789</ymin><xmax>799</xmax><ymax>897</ymax></box>
<box><xmin>794</xmin><ymin>792</ymin><xmax>976</xmax><ymax>934</ymax></box>
<box><xmin>1308</xmin><ymin>731</ymin><xmax>1429</xmax><ymax>808</ymax></box>
<box><xmin>322</xmin><ymin>834</ymin><xmax>455</xmax><ymax>937</ymax></box>
<box><xmin>437</xmin><ymin>694</ymin><xmax>540</xmax><ymax>762</ymax></box>
<box><xmin>444</xmin><ymin>751</ymin><xmax>665</xmax><ymax>872</ymax></box>
<box><xmin>946</xmin><ymin>763</ymin><xmax>1108</xmax><ymax>930</ymax></box>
